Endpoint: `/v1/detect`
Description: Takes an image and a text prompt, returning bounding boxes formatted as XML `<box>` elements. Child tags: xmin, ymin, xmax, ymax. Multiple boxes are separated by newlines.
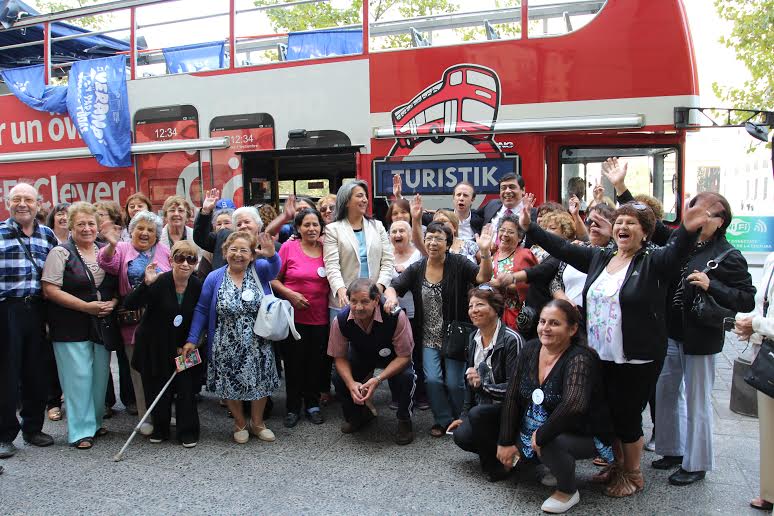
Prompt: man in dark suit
<box><xmin>479</xmin><ymin>173</ymin><xmax>526</xmax><ymax>232</ymax></box>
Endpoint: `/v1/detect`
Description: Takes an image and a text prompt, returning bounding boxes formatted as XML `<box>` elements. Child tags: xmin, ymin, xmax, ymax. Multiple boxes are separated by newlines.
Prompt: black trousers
<box><xmin>333</xmin><ymin>351</ymin><xmax>416</xmax><ymax>422</ymax></box>
<box><xmin>142</xmin><ymin>368</ymin><xmax>200</xmax><ymax>443</ymax></box>
<box><xmin>105</xmin><ymin>346</ymin><xmax>136</xmax><ymax>408</ymax></box>
<box><xmin>390</xmin><ymin>316</ymin><xmax>426</xmax><ymax>402</ymax></box>
<box><xmin>453</xmin><ymin>404</ymin><xmax>502</xmax><ymax>472</ymax></box>
<box><xmin>540</xmin><ymin>433</ymin><xmax>598</xmax><ymax>493</ymax></box>
<box><xmin>283</xmin><ymin>323</ymin><xmax>328</xmax><ymax>414</ymax></box>
<box><xmin>0</xmin><ymin>300</ymin><xmax>48</xmax><ymax>442</ymax></box>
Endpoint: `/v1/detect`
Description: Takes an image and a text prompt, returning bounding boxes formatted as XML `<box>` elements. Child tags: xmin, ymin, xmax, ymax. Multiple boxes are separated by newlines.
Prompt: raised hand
<box><xmin>475</xmin><ymin>224</ymin><xmax>494</xmax><ymax>255</ymax></box>
<box><xmin>255</xmin><ymin>232</ymin><xmax>276</xmax><ymax>258</ymax></box>
<box><xmin>410</xmin><ymin>193</ymin><xmax>423</xmax><ymax>221</ymax></box>
<box><xmin>601</xmin><ymin>157</ymin><xmax>627</xmax><ymax>192</ymax></box>
<box><xmin>143</xmin><ymin>262</ymin><xmax>159</xmax><ymax>285</ymax></box>
<box><xmin>683</xmin><ymin>194</ymin><xmax>723</xmax><ymax>233</ymax></box>
<box><xmin>392</xmin><ymin>174</ymin><xmax>403</xmax><ymax>200</ymax></box>
<box><xmin>99</xmin><ymin>219</ymin><xmax>120</xmax><ymax>246</ymax></box>
<box><xmin>202</xmin><ymin>188</ymin><xmax>220</xmax><ymax>214</ymax></box>
<box><xmin>592</xmin><ymin>180</ymin><xmax>604</xmax><ymax>201</ymax></box>
<box><xmin>518</xmin><ymin>194</ymin><xmax>534</xmax><ymax>230</ymax></box>
<box><xmin>283</xmin><ymin>195</ymin><xmax>297</xmax><ymax>221</ymax></box>
<box><xmin>568</xmin><ymin>195</ymin><xmax>580</xmax><ymax>217</ymax></box>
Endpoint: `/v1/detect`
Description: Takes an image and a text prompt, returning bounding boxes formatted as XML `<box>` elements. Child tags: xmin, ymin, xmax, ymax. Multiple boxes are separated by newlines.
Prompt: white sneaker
<box><xmin>139</xmin><ymin>422</ymin><xmax>154</xmax><ymax>436</ymax></box>
<box><xmin>541</xmin><ymin>491</ymin><xmax>580</xmax><ymax>514</ymax></box>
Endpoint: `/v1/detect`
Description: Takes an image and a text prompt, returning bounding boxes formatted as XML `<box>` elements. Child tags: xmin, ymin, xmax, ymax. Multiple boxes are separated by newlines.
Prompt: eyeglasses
<box><xmin>227</xmin><ymin>247</ymin><xmax>252</xmax><ymax>255</ymax></box>
<box><xmin>319</xmin><ymin>205</ymin><xmax>334</xmax><ymax>213</ymax></box>
<box><xmin>424</xmin><ymin>235</ymin><xmax>447</xmax><ymax>244</ymax></box>
<box><xmin>173</xmin><ymin>254</ymin><xmax>197</xmax><ymax>265</ymax></box>
<box><xmin>497</xmin><ymin>228</ymin><xmax>518</xmax><ymax>236</ymax></box>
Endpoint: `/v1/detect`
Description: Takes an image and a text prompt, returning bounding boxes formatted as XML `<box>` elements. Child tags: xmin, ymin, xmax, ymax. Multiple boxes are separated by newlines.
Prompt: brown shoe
<box><xmin>591</xmin><ymin>462</ymin><xmax>621</xmax><ymax>484</ymax></box>
<box><xmin>395</xmin><ymin>419</ymin><xmax>414</xmax><ymax>445</ymax></box>
<box><xmin>605</xmin><ymin>469</ymin><xmax>644</xmax><ymax>497</ymax></box>
<box><xmin>429</xmin><ymin>424</ymin><xmax>445</xmax><ymax>438</ymax></box>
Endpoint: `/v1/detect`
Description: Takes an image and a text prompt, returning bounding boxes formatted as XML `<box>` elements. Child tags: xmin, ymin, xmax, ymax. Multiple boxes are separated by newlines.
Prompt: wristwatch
<box><xmin>373</xmin><ymin>374</ymin><xmax>382</xmax><ymax>384</ymax></box>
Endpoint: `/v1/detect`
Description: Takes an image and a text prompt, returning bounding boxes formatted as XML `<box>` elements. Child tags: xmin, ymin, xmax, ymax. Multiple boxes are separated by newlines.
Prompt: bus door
<box><xmin>241</xmin><ymin>146</ymin><xmax>360</xmax><ymax>209</ymax></box>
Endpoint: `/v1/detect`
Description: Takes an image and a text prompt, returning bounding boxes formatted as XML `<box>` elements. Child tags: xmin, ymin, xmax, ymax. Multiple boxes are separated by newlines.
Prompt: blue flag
<box><xmin>0</xmin><ymin>64</ymin><xmax>67</xmax><ymax>113</ymax></box>
<box><xmin>286</xmin><ymin>29</ymin><xmax>362</xmax><ymax>61</ymax></box>
<box><xmin>66</xmin><ymin>55</ymin><xmax>131</xmax><ymax>168</ymax></box>
<box><xmin>163</xmin><ymin>41</ymin><xmax>225</xmax><ymax>73</ymax></box>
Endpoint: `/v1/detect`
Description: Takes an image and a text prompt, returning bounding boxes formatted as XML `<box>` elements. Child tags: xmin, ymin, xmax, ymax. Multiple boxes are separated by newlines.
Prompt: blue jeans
<box><xmin>422</xmin><ymin>346</ymin><xmax>465</xmax><ymax>427</ymax></box>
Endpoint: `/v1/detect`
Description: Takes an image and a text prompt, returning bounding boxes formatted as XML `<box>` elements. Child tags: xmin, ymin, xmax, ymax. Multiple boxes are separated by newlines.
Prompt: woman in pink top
<box><xmin>271</xmin><ymin>208</ymin><xmax>330</xmax><ymax>428</ymax></box>
<box><xmin>98</xmin><ymin>210</ymin><xmax>171</xmax><ymax>432</ymax></box>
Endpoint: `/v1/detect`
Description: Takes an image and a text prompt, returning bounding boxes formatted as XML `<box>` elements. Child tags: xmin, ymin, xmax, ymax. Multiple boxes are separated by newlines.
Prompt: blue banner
<box><xmin>726</xmin><ymin>216</ymin><xmax>774</xmax><ymax>253</ymax></box>
<box><xmin>286</xmin><ymin>29</ymin><xmax>362</xmax><ymax>61</ymax></box>
<box><xmin>163</xmin><ymin>41</ymin><xmax>225</xmax><ymax>73</ymax></box>
<box><xmin>373</xmin><ymin>157</ymin><xmax>520</xmax><ymax>196</ymax></box>
<box><xmin>0</xmin><ymin>64</ymin><xmax>67</xmax><ymax>113</ymax></box>
<box><xmin>67</xmin><ymin>55</ymin><xmax>131</xmax><ymax>168</ymax></box>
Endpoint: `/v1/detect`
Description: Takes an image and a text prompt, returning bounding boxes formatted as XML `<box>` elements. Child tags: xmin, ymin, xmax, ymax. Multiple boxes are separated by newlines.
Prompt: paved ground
<box><xmin>0</xmin><ymin>335</ymin><xmax>765</xmax><ymax>515</ymax></box>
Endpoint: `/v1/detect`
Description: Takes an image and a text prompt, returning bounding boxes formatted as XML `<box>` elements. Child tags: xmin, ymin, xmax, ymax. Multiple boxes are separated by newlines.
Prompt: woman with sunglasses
<box><xmin>122</xmin><ymin>240</ymin><xmax>203</xmax><ymax>447</ymax></box>
<box><xmin>317</xmin><ymin>194</ymin><xmax>336</xmax><ymax>225</ymax></box>
<box><xmin>652</xmin><ymin>192</ymin><xmax>754</xmax><ymax>486</ymax></box>
<box><xmin>517</xmin><ymin>191</ymin><xmax>721</xmax><ymax>497</ymax></box>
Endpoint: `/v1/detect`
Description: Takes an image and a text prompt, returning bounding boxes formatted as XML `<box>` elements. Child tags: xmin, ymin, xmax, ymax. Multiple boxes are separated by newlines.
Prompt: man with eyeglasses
<box><xmin>328</xmin><ymin>278</ymin><xmax>416</xmax><ymax>445</ymax></box>
<box><xmin>0</xmin><ymin>183</ymin><xmax>59</xmax><ymax>458</ymax></box>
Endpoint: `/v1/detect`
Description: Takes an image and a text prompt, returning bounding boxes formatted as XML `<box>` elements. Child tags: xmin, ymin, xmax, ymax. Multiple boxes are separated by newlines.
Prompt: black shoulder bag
<box><xmin>441</xmin><ymin>261</ymin><xmax>476</xmax><ymax>362</ymax></box>
<box><xmin>745</xmin><ymin>268</ymin><xmax>774</xmax><ymax>398</ymax></box>
<box><xmin>68</xmin><ymin>243</ymin><xmax>122</xmax><ymax>351</ymax></box>
<box><xmin>687</xmin><ymin>247</ymin><xmax>737</xmax><ymax>329</ymax></box>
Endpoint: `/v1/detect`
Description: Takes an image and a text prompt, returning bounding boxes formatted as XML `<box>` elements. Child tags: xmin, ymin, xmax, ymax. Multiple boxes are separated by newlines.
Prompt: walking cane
<box><xmin>113</xmin><ymin>370</ymin><xmax>177</xmax><ymax>462</ymax></box>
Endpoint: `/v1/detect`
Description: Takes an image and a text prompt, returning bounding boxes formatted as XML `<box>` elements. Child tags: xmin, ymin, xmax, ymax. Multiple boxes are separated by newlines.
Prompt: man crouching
<box><xmin>328</xmin><ymin>278</ymin><xmax>416</xmax><ymax>445</ymax></box>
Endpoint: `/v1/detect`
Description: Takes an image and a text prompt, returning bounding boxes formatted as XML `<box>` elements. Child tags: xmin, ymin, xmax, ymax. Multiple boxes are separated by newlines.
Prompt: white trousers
<box><xmin>760</xmin><ymin>390</ymin><xmax>774</xmax><ymax>502</ymax></box>
<box><xmin>655</xmin><ymin>338</ymin><xmax>716</xmax><ymax>472</ymax></box>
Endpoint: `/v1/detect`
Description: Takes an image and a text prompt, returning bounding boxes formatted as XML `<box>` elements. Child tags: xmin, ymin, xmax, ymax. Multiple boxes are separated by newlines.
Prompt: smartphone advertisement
<box><xmin>209</xmin><ymin>113</ymin><xmax>275</xmax><ymax>207</ymax></box>
<box><xmin>134</xmin><ymin>105</ymin><xmax>201</xmax><ymax>212</ymax></box>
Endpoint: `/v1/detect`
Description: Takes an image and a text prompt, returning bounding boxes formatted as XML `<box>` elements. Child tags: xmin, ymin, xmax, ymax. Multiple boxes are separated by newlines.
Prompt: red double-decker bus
<box><xmin>0</xmin><ymin>0</ymin><xmax>698</xmax><ymax>223</ymax></box>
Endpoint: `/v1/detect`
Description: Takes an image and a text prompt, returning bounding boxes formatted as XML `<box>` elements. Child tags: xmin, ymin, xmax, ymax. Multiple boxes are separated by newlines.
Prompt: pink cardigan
<box><xmin>98</xmin><ymin>241</ymin><xmax>171</xmax><ymax>345</ymax></box>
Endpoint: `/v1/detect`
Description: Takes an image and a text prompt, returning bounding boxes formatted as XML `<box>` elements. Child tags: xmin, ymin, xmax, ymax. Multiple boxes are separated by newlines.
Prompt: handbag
<box><xmin>440</xmin><ymin>264</ymin><xmax>475</xmax><ymax>362</ymax></box>
<box><xmin>252</xmin><ymin>267</ymin><xmax>301</xmax><ymax>342</ymax></box>
<box><xmin>67</xmin><ymin>242</ymin><xmax>121</xmax><ymax>351</ymax></box>
<box><xmin>745</xmin><ymin>269</ymin><xmax>774</xmax><ymax>398</ymax></box>
<box><xmin>116</xmin><ymin>308</ymin><xmax>143</xmax><ymax>326</ymax></box>
<box><xmin>687</xmin><ymin>247</ymin><xmax>737</xmax><ymax>329</ymax></box>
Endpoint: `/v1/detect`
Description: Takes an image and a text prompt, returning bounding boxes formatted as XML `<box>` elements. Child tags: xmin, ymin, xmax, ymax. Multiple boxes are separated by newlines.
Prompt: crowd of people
<box><xmin>1</xmin><ymin>158</ymin><xmax>772</xmax><ymax>514</ymax></box>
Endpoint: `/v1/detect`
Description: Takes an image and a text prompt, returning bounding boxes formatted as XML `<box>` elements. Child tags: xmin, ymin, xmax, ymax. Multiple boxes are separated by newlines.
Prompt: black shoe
<box><xmin>341</xmin><ymin>411</ymin><xmax>375</xmax><ymax>434</ymax></box>
<box><xmin>652</xmin><ymin>455</ymin><xmax>683</xmax><ymax>470</ymax></box>
<box><xmin>306</xmin><ymin>410</ymin><xmax>324</xmax><ymax>425</ymax></box>
<box><xmin>126</xmin><ymin>402</ymin><xmax>138</xmax><ymax>415</ymax></box>
<box><xmin>284</xmin><ymin>412</ymin><xmax>300</xmax><ymax>428</ymax></box>
<box><xmin>0</xmin><ymin>441</ymin><xmax>17</xmax><ymax>458</ymax></box>
<box><xmin>149</xmin><ymin>433</ymin><xmax>168</xmax><ymax>444</ymax></box>
<box><xmin>395</xmin><ymin>419</ymin><xmax>414</xmax><ymax>445</ymax></box>
<box><xmin>103</xmin><ymin>406</ymin><xmax>113</xmax><ymax>419</ymax></box>
<box><xmin>485</xmin><ymin>464</ymin><xmax>510</xmax><ymax>483</ymax></box>
<box><xmin>22</xmin><ymin>431</ymin><xmax>54</xmax><ymax>447</ymax></box>
<box><xmin>669</xmin><ymin>468</ymin><xmax>705</xmax><ymax>486</ymax></box>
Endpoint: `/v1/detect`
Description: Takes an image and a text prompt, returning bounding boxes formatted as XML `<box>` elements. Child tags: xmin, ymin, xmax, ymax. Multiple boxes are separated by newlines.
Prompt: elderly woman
<box><xmin>735</xmin><ymin>251</ymin><xmax>774</xmax><ymax>511</ymax></box>
<box><xmin>413</xmin><ymin>208</ymin><xmax>480</xmax><ymax>264</ymax></box>
<box><xmin>186</xmin><ymin>231</ymin><xmax>281</xmax><ymax>444</ymax></box>
<box><xmin>98</xmin><ymin>210</ymin><xmax>171</xmax><ymax>434</ymax></box>
<box><xmin>271</xmin><ymin>208</ymin><xmax>330</xmax><ymax>428</ymax></box>
<box><xmin>324</xmin><ymin>180</ymin><xmax>394</xmax><ymax>313</ymax></box>
<box><xmin>41</xmin><ymin>202</ymin><xmax>119</xmax><ymax>449</ymax></box>
<box><xmin>652</xmin><ymin>193</ymin><xmax>755</xmax><ymax>486</ymax></box>
<box><xmin>121</xmin><ymin>192</ymin><xmax>153</xmax><ymax>242</ymax></box>
<box><xmin>160</xmin><ymin>195</ymin><xmax>199</xmax><ymax>251</ymax></box>
<box><xmin>516</xmin><ymin>192</ymin><xmax>719</xmax><ymax>497</ymax></box>
<box><xmin>385</xmin><ymin>220</ymin><xmax>494</xmax><ymax>437</ymax></box>
<box><xmin>122</xmin><ymin>240</ymin><xmax>202</xmax><ymax>447</ymax></box>
<box><xmin>317</xmin><ymin>194</ymin><xmax>337</xmax><ymax>225</ymax></box>
<box><xmin>448</xmin><ymin>286</ymin><xmax>523</xmax><ymax>481</ymax></box>
<box><xmin>497</xmin><ymin>300</ymin><xmax>614</xmax><ymax>513</ymax></box>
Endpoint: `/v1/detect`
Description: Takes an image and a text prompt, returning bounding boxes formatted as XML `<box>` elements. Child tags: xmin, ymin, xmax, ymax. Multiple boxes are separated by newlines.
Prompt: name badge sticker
<box><xmin>173</xmin><ymin>314</ymin><xmax>183</xmax><ymax>327</ymax></box>
<box><xmin>242</xmin><ymin>290</ymin><xmax>255</xmax><ymax>302</ymax></box>
<box><xmin>532</xmin><ymin>388</ymin><xmax>545</xmax><ymax>405</ymax></box>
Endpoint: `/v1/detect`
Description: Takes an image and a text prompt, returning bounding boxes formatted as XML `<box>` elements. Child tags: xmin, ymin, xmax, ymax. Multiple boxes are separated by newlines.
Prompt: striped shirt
<box><xmin>0</xmin><ymin>218</ymin><xmax>58</xmax><ymax>301</ymax></box>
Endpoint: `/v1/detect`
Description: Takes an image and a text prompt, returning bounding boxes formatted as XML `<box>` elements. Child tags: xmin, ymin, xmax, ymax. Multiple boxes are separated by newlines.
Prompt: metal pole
<box><xmin>229</xmin><ymin>0</ymin><xmax>236</xmax><ymax>70</ymax></box>
<box><xmin>43</xmin><ymin>22</ymin><xmax>50</xmax><ymax>84</ymax></box>
<box><xmin>130</xmin><ymin>7</ymin><xmax>137</xmax><ymax>80</ymax></box>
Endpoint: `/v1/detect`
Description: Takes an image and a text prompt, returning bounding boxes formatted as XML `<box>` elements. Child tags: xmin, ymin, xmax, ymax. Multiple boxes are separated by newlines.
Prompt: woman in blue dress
<box><xmin>186</xmin><ymin>231</ymin><xmax>281</xmax><ymax>444</ymax></box>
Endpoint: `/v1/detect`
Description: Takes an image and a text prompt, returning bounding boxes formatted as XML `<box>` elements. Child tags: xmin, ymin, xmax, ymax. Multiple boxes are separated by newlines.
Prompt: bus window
<box><xmin>560</xmin><ymin>146</ymin><xmax>678</xmax><ymax>222</ymax></box>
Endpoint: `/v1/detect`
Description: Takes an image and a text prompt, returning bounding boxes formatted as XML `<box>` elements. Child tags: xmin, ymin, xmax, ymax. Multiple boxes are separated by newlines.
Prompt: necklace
<box><xmin>75</xmin><ymin>242</ymin><xmax>100</xmax><ymax>273</ymax></box>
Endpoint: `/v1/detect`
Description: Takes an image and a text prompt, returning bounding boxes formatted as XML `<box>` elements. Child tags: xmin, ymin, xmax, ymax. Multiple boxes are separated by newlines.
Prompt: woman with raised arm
<box><xmin>385</xmin><ymin>219</ymin><xmax>494</xmax><ymax>437</ymax></box>
<box><xmin>185</xmin><ymin>231</ymin><xmax>281</xmax><ymax>444</ymax></box>
<box><xmin>515</xmin><ymin>190</ymin><xmax>719</xmax><ymax>497</ymax></box>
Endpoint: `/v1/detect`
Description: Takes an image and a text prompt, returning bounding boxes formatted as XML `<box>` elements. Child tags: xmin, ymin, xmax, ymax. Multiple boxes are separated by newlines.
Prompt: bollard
<box><xmin>730</xmin><ymin>357</ymin><xmax>759</xmax><ymax>417</ymax></box>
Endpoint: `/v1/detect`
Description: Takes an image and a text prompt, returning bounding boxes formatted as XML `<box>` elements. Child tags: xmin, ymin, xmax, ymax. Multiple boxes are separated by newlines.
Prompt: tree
<box><xmin>33</xmin><ymin>0</ymin><xmax>109</xmax><ymax>30</ymax></box>
<box><xmin>253</xmin><ymin>0</ymin><xmax>460</xmax><ymax>48</ymax></box>
<box><xmin>712</xmin><ymin>0</ymin><xmax>773</xmax><ymax>113</ymax></box>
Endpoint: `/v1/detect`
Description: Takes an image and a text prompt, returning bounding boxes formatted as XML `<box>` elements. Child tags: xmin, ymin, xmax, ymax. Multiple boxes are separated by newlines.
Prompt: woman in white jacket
<box><xmin>735</xmin><ymin>251</ymin><xmax>774</xmax><ymax>511</ymax></box>
<box><xmin>324</xmin><ymin>180</ymin><xmax>394</xmax><ymax>314</ymax></box>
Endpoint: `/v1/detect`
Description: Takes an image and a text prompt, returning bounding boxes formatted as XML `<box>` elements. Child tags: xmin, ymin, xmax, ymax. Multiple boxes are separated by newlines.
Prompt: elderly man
<box><xmin>328</xmin><ymin>278</ymin><xmax>416</xmax><ymax>445</ymax></box>
<box><xmin>0</xmin><ymin>183</ymin><xmax>59</xmax><ymax>458</ymax></box>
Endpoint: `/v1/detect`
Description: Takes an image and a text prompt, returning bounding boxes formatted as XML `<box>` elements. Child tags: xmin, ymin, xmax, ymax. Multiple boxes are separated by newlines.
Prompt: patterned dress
<box><xmin>207</xmin><ymin>269</ymin><xmax>280</xmax><ymax>400</ymax></box>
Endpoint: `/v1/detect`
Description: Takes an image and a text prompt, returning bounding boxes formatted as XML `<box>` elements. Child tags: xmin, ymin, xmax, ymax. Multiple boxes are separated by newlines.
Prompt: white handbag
<box><xmin>252</xmin><ymin>267</ymin><xmax>301</xmax><ymax>341</ymax></box>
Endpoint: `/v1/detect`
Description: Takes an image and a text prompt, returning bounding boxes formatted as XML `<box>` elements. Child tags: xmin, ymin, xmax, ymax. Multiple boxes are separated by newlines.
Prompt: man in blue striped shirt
<box><xmin>0</xmin><ymin>183</ymin><xmax>58</xmax><ymax>459</ymax></box>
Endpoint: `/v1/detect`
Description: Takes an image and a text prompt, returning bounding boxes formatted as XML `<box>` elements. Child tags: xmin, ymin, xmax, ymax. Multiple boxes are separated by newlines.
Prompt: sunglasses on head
<box><xmin>173</xmin><ymin>254</ymin><xmax>197</xmax><ymax>265</ymax></box>
<box><xmin>477</xmin><ymin>284</ymin><xmax>495</xmax><ymax>292</ymax></box>
<box><xmin>627</xmin><ymin>202</ymin><xmax>649</xmax><ymax>211</ymax></box>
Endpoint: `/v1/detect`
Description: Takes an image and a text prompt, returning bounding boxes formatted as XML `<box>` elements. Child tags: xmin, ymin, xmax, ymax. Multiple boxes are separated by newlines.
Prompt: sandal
<box><xmin>591</xmin><ymin>462</ymin><xmax>621</xmax><ymax>484</ymax></box>
<box><xmin>592</xmin><ymin>456</ymin><xmax>608</xmax><ymax>467</ymax></box>
<box><xmin>750</xmin><ymin>498</ymin><xmax>774</xmax><ymax>511</ymax></box>
<box><xmin>605</xmin><ymin>469</ymin><xmax>644</xmax><ymax>498</ymax></box>
<box><xmin>47</xmin><ymin>407</ymin><xmax>62</xmax><ymax>421</ymax></box>
<box><xmin>72</xmin><ymin>437</ymin><xmax>93</xmax><ymax>450</ymax></box>
<box><xmin>93</xmin><ymin>427</ymin><xmax>108</xmax><ymax>438</ymax></box>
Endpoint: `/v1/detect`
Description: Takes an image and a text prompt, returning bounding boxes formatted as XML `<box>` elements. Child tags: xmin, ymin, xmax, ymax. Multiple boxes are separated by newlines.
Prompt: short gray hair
<box><xmin>232</xmin><ymin>206</ymin><xmax>263</xmax><ymax>231</ymax></box>
<box><xmin>128</xmin><ymin>210</ymin><xmax>163</xmax><ymax>237</ymax></box>
<box><xmin>212</xmin><ymin>208</ymin><xmax>234</xmax><ymax>227</ymax></box>
<box><xmin>335</xmin><ymin>180</ymin><xmax>369</xmax><ymax>222</ymax></box>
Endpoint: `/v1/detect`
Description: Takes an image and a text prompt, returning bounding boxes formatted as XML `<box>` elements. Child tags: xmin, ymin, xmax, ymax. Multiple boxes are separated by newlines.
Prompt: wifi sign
<box><xmin>726</xmin><ymin>216</ymin><xmax>774</xmax><ymax>253</ymax></box>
